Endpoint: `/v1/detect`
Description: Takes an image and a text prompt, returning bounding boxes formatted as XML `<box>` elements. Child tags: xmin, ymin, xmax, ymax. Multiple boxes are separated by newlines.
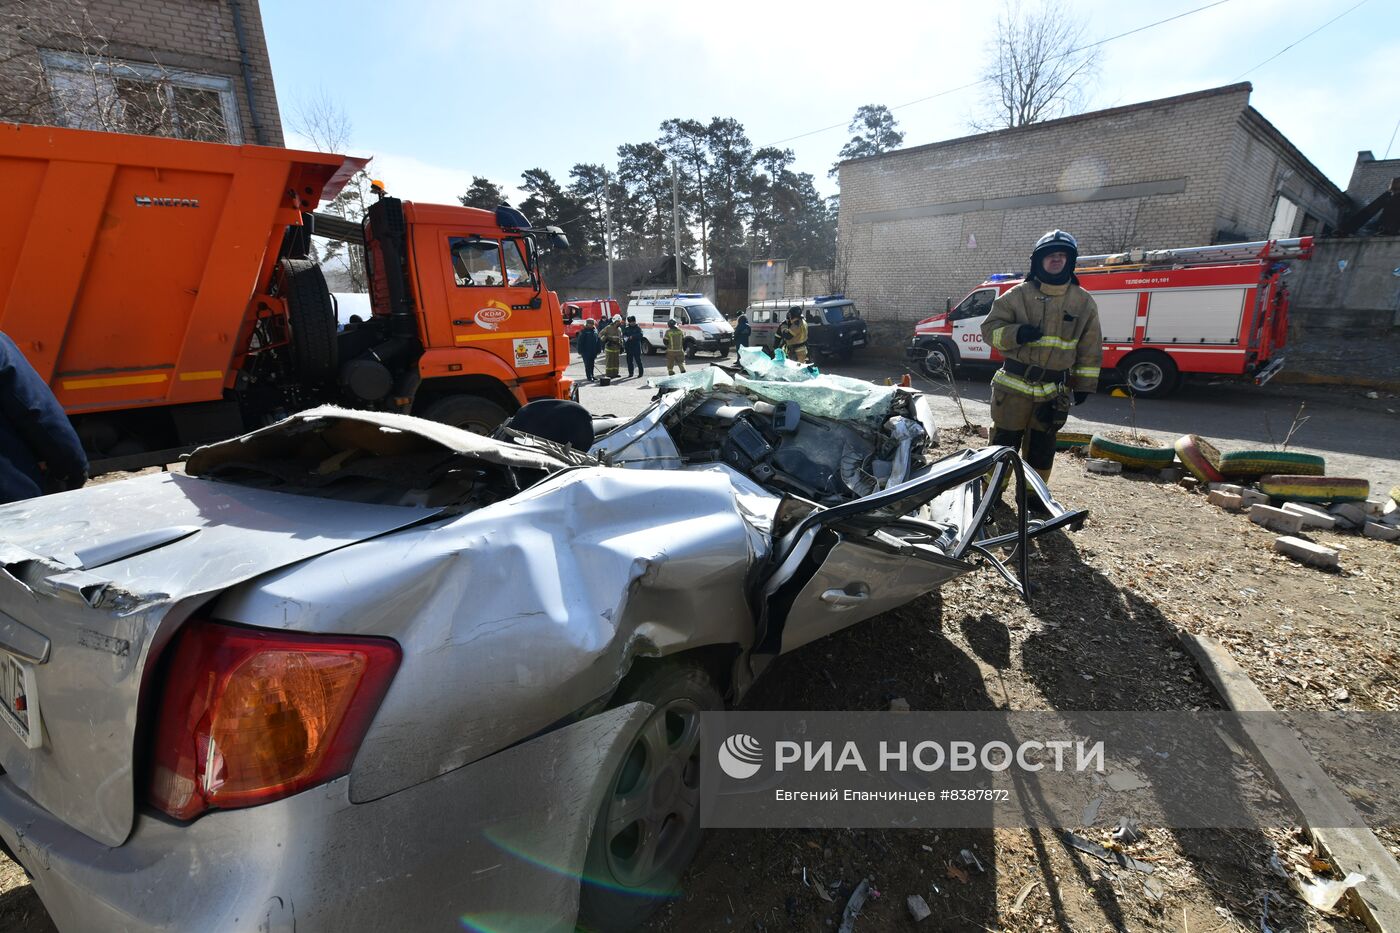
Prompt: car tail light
<box><xmin>148</xmin><ymin>619</ymin><xmax>400</xmax><ymax>820</ymax></box>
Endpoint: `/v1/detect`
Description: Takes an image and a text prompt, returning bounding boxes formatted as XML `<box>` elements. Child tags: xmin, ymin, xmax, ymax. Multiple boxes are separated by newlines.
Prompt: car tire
<box><xmin>1088</xmin><ymin>434</ymin><xmax>1177</xmax><ymax>470</ymax></box>
<box><xmin>419</xmin><ymin>394</ymin><xmax>511</xmax><ymax>435</ymax></box>
<box><xmin>683</xmin><ymin>338</ymin><xmax>698</xmax><ymax>359</ymax></box>
<box><xmin>279</xmin><ymin>258</ymin><xmax>338</xmax><ymax>387</ymax></box>
<box><xmin>578</xmin><ymin>663</ymin><xmax>721</xmax><ymax>932</ymax></box>
<box><xmin>1218</xmin><ymin>449</ymin><xmax>1326</xmax><ymax>479</ymax></box>
<box><xmin>1173</xmin><ymin>434</ymin><xmax>1225</xmax><ymax>483</ymax></box>
<box><xmin>920</xmin><ymin>341</ymin><xmax>957</xmax><ymax>378</ymax></box>
<box><xmin>1258</xmin><ymin>474</ymin><xmax>1370</xmax><ymax>504</ymax></box>
<box><xmin>1117</xmin><ymin>351</ymin><xmax>1179</xmax><ymax>399</ymax></box>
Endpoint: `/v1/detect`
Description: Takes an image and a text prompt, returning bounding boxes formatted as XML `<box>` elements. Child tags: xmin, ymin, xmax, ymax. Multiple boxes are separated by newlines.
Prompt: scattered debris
<box><xmin>837</xmin><ymin>878</ymin><xmax>873</xmax><ymax>933</ymax></box>
<box><xmin>1331</xmin><ymin>687</ymin><xmax>1351</xmax><ymax>702</ymax></box>
<box><xmin>1159</xmin><ymin>468</ymin><xmax>1184</xmax><ymax>482</ymax></box>
<box><xmin>1011</xmin><ymin>880</ymin><xmax>1042</xmax><ymax>913</ymax></box>
<box><xmin>1273</xmin><ymin>536</ymin><xmax>1340</xmax><ymax>570</ymax></box>
<box><xmin>945</xmin><ymin>862</ymin><xmax>970</xmax><ymax>885</ymax></box>
<box><xmin>1087</xmin><ymin>458</ymin><xmax>1123</xmax><ymax>475</ymax></box>
<box><xmin>888</xmin><ymin>697</ymin><xmax>911</xmax><ymax>712</ymax></box>
<box><xmin>1065</xmin><ymin>832</ymin><xmax>1156</xmax><ymax>873</ymax></box>
<box><xmin>1291</xmin><ymin>871</ymin><xmax>1366</xmax><ymax>912</ymax></box>
<box><xmin>1112</xmin><ymin>818</ymin><xmax>1143</xmax><ymax>845</ymax></box>
<box><xmin>957</xmin><ymin>849</ymin><xmax>985</xmax><ymax>873</ymax></box>
<box><xmin>1208</xmin><ymin>490</ymin><xmax>1244</xmax><ymax>511</ymax></box>
<box><xmin>907</xmin><ymin>893</ymin><xmax>932</xmax><ymax>922</ymax></box>
<box><xmin>1082</xmin><ymin>796</ymin><xmax>1103</xmax><ymax>825</ymax></box>
<box><xmin>1106</xmin><ymin>771</ymin><xmax>1149</xmax><ymax>792</ymax></box>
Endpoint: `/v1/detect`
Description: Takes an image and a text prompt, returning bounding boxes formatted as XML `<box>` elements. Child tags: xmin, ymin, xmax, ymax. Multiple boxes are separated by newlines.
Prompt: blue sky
<box><xmin>264</xmin><ymin>0</ymin><xmax>1396</xmax><ymax>208</ymax></box>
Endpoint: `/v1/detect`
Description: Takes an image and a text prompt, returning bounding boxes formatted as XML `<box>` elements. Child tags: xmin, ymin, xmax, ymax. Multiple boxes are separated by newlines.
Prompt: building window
<box><xmin>1268</xmin><ymin>195</ymin><xmax>1300</xmax><ymax>239</ymax></box>
<box><xmin>40</xmin><ymin>50</ymin><xmax>242</xmax><ymax>143</ymax></box>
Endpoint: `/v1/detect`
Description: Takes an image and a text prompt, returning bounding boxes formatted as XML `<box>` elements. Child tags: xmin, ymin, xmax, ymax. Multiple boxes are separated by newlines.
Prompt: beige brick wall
<box><xmin>834</xmin><ymin>84</ymin><xmax>1343</xmax><ymax>345</ymax></box>
<box><xmin>1216</xmin><ymin>112</ymin><xmax>1344</xmax><ymax>240</ymax></box>
<box><xmin>1346</xmin><ymin>153</ymin><xmax>1400</xmax><ymax>206</ymax></box>
<box><xmin>0</xmin><ymin>0</ymin><xmax>283</xmax><ymax>145</ymax></box>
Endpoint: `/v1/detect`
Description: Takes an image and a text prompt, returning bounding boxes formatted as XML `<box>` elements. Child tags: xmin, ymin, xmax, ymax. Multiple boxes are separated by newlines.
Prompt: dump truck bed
<box><xmin>0</xmin><ymin>122</ymin><xmax>363</xmax><ymax>415</ymax></box>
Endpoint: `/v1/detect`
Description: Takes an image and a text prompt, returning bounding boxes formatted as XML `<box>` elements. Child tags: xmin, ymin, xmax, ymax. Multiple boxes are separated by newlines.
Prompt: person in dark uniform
<box><xmin>622</xmin><ymin>316</ymin><xmax>645</xmax><ymax>378</ymax></box>
<box><xmin>733</xmin><ymin>312</ymin><xmax>751</xmax><ymax>359</ymax></box>
<box><xmin>576</xmin><ymin>318</ymin><xmax>601</xmax><ymax>382</ymax></box>
<box><xmin>1</xmin><ymin>332</ymin><xmax>88</xmax><ymax>504</ymax></box>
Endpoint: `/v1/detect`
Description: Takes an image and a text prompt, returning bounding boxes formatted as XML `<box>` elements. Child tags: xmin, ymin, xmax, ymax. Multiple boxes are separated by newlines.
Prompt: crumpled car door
<box><xmin>750</xmin><ymin>445</ymin><xmax>1085</xmax><ymax>665</ymax></box>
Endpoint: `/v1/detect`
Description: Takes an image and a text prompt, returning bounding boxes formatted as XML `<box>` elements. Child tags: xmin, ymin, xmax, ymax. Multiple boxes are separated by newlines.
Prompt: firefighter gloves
<box><xmin>1016</xmin><ymin>324</ymin><xmax>1044</xmax><ymax>345</ymax></box>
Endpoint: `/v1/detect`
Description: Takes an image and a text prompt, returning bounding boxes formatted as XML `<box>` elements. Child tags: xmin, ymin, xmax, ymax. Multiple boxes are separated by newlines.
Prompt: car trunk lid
<box><xmin>0</xmin><ymin>472</ymin><xmax>437</xmax><ymax>846</ymax></box>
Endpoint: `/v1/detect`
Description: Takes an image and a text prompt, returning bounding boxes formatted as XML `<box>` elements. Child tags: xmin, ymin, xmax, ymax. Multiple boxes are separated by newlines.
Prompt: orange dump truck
<box><xmin>0</xmin><ymin>122</ymin><xmax>573</xmax><ymax>468</ymax></box>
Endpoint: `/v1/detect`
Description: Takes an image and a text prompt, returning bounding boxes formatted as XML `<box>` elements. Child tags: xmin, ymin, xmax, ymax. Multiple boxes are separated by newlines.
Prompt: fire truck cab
<box><xmin>906</xmin><ymin>238</ymin><xmax>1312</xmax><ymax>398</ymax></box>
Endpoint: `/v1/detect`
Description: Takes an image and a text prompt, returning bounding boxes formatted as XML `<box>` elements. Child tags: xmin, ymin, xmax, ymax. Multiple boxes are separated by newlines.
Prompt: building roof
<box><xmin>554</xmin><ymin>254</ymin><xmax>695</xmax><ymax>292</ymax></box>
<box><xmin>840</xmin><ymin>83</ymin><xmax>1257</xmax><ymax>168</ymax></box>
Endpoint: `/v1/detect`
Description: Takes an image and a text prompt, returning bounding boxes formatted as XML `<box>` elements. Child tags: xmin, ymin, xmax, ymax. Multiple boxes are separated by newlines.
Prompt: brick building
<box><xmin>1346</xmin><ymin>151</ymin><xmax>1400</xmax><ymax>206</ymax></box>
<box><xmin>0</xmin><ymin>0</ymin><xmax>282</xmax><ymax>146</ymax></box>
<box><xmin>836</xmin><ymin>83</ymin><xmax>1349</xmax><ymax>342</ymax></box>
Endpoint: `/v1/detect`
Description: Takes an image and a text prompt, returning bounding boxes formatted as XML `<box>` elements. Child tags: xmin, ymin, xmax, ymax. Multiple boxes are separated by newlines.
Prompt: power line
<box><xmin>764</xmin><ymin>0</ymin><xmax>1235</xmax><ymax>147</ymax></box>
<box><xmin>1235</xmin><ymin>0</ymin><xmax>1370</xmax><ymax>79</ymax></box>
<box><xmin>1385</xmin><ymin>115</ymin><xmax>1399</xmax><ymax>160</ymax></box>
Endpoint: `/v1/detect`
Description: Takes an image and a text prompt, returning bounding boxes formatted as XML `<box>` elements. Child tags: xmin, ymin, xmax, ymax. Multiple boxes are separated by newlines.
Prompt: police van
<box><xmin>626</xmin><ymin>290</ymin><xmax>734</xmax><ymax>357</ymax></box>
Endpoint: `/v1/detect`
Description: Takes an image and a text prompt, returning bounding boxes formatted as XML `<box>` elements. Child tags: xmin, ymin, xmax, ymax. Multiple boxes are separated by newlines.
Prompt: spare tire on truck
<box><xmin>277</xmin><ymin>258</ymin><xmax>338</xmax><ymax>387</ymax></box>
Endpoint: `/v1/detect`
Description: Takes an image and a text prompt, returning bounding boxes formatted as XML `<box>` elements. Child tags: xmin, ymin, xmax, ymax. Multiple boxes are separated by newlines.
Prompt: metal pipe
<box><xmin>226</xmin><ymin>0</ymin><xmax>268</xmax><ymax>145</ymax></box>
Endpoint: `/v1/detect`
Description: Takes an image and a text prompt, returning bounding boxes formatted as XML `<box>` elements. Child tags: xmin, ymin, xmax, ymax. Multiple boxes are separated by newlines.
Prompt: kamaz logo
<box><xmin>133</xmin><ymin>195</ymin><xmax>200</xmax><ymax>208</ymax></box>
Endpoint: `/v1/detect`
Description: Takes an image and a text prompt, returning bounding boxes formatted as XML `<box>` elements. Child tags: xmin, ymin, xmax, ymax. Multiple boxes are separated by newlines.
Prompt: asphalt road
<box><xmin>569</xmin><ymin>350</ymin><xmax>1400</xmax><ymax>495</ymax></box>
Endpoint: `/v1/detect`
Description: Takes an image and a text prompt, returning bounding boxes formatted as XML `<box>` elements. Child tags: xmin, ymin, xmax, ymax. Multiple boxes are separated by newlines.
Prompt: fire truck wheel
<box><xmin>1118</xmin><ymin>351</ymin><xmax>1179</xmax><ymax>399</ymax></box>
<box><xmin>420</xmin><ymin>394</ymin><xmax>511</xmax><ymax>435</ymax></box>
<box><xmin>920</xmin><ymin>342</ymin><xmax>956</xmax><ymax>378</ymax></box>
<box><xmin>278</xmin><ymin>258</ymin><xmax>338</xmax><ymax>387</ymax></box>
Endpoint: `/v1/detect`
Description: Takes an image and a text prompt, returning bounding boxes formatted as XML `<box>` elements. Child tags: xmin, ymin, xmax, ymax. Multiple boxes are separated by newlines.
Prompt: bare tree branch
<box><xmin>972</xmin><ymin>0</ymin><xmax>1101</xmax><ymax>131</ymax></box>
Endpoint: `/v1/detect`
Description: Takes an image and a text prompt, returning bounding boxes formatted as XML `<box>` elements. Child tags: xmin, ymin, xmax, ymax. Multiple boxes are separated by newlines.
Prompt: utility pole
<box><xmin>672</xmin><ymin>160</ymin><xmax>683</xmax><ymax>289</ymax></box>
<box><xmin>602</xmin><ymin>190</ymin><xmax>615</xmax><ymax>301</ymax></box>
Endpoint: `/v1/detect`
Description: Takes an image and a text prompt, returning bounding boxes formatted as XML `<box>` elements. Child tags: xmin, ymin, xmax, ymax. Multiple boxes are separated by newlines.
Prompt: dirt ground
<box><xmin>1</xmin><ymin>430</ymin><xmax>1395</xmax><ymax>932</ymax></box>
<box><xmin>643</xmin><ymin>430</ymin><xmax>1399</xmax><ymax>933</ymax></box>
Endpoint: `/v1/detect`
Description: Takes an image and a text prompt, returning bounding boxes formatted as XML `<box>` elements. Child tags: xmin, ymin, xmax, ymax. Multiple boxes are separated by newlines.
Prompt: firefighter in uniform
<box><xmin>980</xmin><ymin>230</ymin><xmax>1102</xmax><ymax>483</ymax></box>
<box><xmin>600</xmin><ymin>316</ymin><xmax>623</xmax><ymax>379</ymax></box>
<box><xmin>664</xmin><ymin>319</ymin><xmax>687</xmax><ymax>375</ymax></box>
<box><xmin>778</xmin><ymin>308</ymin><xmax>809</xmax><ymax>363</ymax></box>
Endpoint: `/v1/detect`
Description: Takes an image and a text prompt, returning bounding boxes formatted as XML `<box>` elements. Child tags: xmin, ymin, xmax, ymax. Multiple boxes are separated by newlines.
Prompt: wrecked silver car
<box><xmin>0</xmin><ymin>367</ymin><xmax>1082</xmax><ymax>932</ymax></box>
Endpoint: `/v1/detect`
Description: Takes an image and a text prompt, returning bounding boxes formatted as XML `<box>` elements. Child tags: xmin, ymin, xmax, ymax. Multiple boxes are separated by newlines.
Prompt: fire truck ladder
<box><xmin>1077</xmin><ymin>236</ymin><xmax>1313</xmax><ymax>270</ymax></box>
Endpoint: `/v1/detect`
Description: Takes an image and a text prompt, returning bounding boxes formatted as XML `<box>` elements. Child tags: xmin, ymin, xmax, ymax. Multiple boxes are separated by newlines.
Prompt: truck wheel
<box><xmin>278</xmin><ymin>259</ymin><xmax>338</xmax><ymax>387</ymax></box>
<box><xmin>579</xmin><ymin>663</ymin><xmax>720</xmax><ymax>932</ymax></box>
<box><xmin>419</xmin><ymin>395</ymin><xmax>510</xmax><ymax>435</ymax></box>
<box><xmin>921</xmin><ymin>342</ymin><xmax>956</xmax><ymax>378</ymax></box>
<box><xmin>1118</xmin><ymin>351</ymin><xmax>1179</xmax><ymax>399</ymax></box>
<box><xmin>683</xmin><ymin>338</ymin><xmax>697</xmax><ymax>359</ymax></box>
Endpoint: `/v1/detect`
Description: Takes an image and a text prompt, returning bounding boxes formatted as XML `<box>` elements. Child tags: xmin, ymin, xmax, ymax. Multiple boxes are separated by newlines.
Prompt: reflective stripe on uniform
<box><xmin>991</xmin><ymin>369</ymin><xmax>1060</xmax><ymax>398</ymax></box>
<box><xmin>1028</xmin><ymin>335</ymin><xmax>1079</xmax><ymax>351</ymax></box>
<box><xmin>1072</xmin><ymin>366</ymin><xmax>1101</xmax><ymax>378</ymax></box>
<box><xmin>991</xmin><ymin>325</ymin><xmax>1019</xmax><ymax>350</ymax></box>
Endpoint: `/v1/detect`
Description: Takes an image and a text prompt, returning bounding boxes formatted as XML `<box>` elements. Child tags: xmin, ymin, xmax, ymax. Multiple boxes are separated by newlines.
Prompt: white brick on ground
<box><xmin>1364</xmin><ymin>521</ymin><xmax>1400</xmax><ymax>542</ymax></box>
<box><xmin>1087</xmin><ymin>459</ymin><xmax>1122</xmax><ymax>475</ymax></box>
<box><xmin>1274</xmin><ymin>536</ymin><xmax>1341</xmax><ymax>569</ymax></box>
<box><xmin>1208</xmin><ymin>490</ymin><xmax>1244</xmax><ymax>510</ymax></box>
<box><xmin>1365</xmin><ymin>499</ymin><xmax>1387</xmax><ymax>518</ymax></box>
<box><xmin>1331</xmin><ymin>503</ymin><xmax>1369</xmax><ymax>529</ymax></box>
<box><xmin>1239</xmin><ymin>489</ymin><xmax>1271</xmax><ymax>508</ymax></box>
<box><xmin>1282</xmin><ymin>502</ymin><xmax>1337</xmax><ymax>529</ymax></box>
<box><xmin>908</xmin><ymin>895</ymin><xmax>932</xmax><ymax>922</ymax></box>
<box><xmin>1209</xmin><ymin>483</ymin><xmax>1244</xmax><ymax>494</ymax></box>
<box><xmin>1249</xmin><ymin>504</ymin><xmax>1305</xmax><ymax>535</ymax></box>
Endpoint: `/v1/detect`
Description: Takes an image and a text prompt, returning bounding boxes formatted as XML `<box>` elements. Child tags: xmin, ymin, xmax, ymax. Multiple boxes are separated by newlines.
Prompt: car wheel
<box><xmin>419</xmin><ymin>394</ymin><xmax>510</xmax><ymax>435</ymax></box>
<box><xmin>921</xmin><ymin>342</ymin><xmax>955</xmax><ymax>378</ymax></box>
<box><xmin>578</xmin><ymin>663</ymin><xmax>721</xmax><ymax>932</ymax></box>
<box><xmin>1118</xmin><ymin>352</ymin><xmax>1179</xmax><ymax>399</ymax></box>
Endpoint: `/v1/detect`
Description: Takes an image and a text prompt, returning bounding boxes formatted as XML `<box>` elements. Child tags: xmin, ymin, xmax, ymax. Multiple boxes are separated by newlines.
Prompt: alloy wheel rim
<box><xmin>602</xmin><ymin>699</ymin><xmax>703</xmax><ymax>888</ymax></box>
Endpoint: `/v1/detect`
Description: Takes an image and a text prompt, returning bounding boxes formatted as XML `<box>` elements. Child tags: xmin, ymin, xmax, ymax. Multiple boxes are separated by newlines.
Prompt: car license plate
<box><xmin>853</xmin><ymin>339</ymin><xmax>866</xmax><ymax>347</ymax></box>
<box><xmin>0</xmin><ymin>653</ymin><xmax>38</xmax><ymax>748</ymax></box>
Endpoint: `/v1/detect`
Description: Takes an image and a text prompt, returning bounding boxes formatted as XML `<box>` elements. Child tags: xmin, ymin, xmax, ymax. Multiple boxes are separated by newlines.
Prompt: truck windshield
<box><xmin>448</xmin><ymin>237</ymin><xmax>503</xmax><ymax>287</ymax></box>
<box><xmin>681</xmin><ymin>300</ymin><xmax>722</xmax><ymax>323</ymax></box>
<box><xmin>823</xmin><ymin>304</ymin><xmax>857</xmax><ymax>324</ymax></box>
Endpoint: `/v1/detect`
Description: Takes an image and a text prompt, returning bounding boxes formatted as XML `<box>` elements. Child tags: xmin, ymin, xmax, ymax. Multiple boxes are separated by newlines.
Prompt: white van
<box><xmin>626</xmin><ymin>290</ymin><xmax>734</xmax><ymax>357</ymax></box>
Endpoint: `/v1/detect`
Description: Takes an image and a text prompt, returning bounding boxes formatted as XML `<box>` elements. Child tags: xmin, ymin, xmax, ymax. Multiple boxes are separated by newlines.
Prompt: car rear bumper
<box><xmin>0</xmin><ymin>704</ymin><xmax>647</xmax><ymax>933</ymax></box>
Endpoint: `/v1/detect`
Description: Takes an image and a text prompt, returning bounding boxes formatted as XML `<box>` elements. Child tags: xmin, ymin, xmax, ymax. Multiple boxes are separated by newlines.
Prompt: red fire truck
<box><xmin>906</xmin><ymin>238</ymin><xmax>1313</xmax><ymax>398</ymax></box>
